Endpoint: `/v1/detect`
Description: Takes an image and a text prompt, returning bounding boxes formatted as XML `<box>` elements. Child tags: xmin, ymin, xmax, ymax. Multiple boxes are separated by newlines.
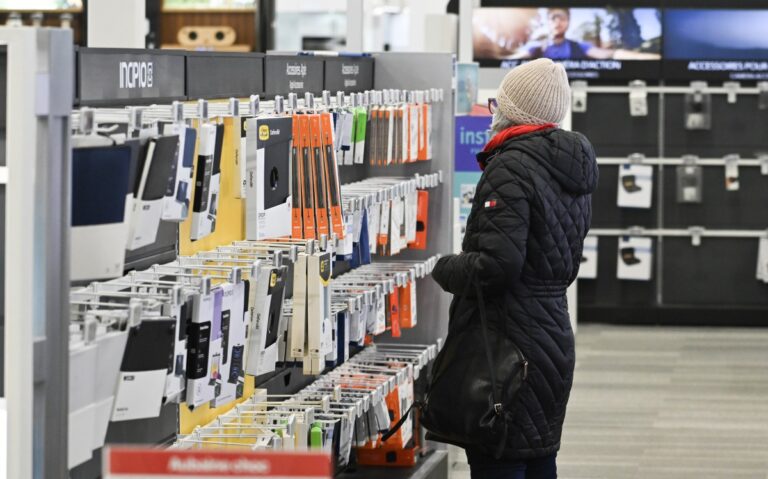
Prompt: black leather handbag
<box><xmin>419</xmin><ymin>278</ymin><xmax>529</xmax><ymax>458</ymax></box>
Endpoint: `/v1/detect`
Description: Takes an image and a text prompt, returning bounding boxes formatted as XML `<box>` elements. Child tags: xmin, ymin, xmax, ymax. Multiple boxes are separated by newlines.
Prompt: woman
<box><xmin>431</xmin><ymin>58</ymin><xmax>598</xmax><ymax>478</ymax></box>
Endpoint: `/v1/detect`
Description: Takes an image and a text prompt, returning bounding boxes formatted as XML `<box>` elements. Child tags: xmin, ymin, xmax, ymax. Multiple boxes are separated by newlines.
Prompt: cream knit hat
<box><xmin>496</xmin><ymin>58</ymin><xmax>571</xmax><ymax>126</ymax></box>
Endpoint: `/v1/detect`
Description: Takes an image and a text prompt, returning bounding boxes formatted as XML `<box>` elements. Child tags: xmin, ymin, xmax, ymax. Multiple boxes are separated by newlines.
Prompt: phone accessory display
<box><xmin>616</xmin><ymin>236</ymin><xmax>653</xmax><ymax>281</ymax></box>
<box><xmin>172</xmin><ymin>343</ymin><xmax>436</xmax><ymax>469</ymax></box>
<box><xmin>685</xmin><ymin>84</ymin><xmax>712</xmax><ymax>130</ymax></box>
<box><xmin>724</xmin><ymin>154</ymin><xmax>740</xmax><ymax>191</ymax></box>
<box><xmin>617</xmin><ymin>162</ymin><xmax>654</xmax><ymax>209</ymax></box>
<box><xmin>676</xmin><ymin>161</ymin><xmax>703</xmax><ymax>203</ymax></box>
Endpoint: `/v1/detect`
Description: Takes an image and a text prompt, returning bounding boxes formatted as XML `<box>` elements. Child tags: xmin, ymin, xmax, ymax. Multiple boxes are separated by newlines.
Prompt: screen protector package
<box><xmin>190</xmin><ymin>123</ymin><xmax>222</xmax><ymax>241</ymax></box>
<box><xmin>676</xmin><ymin>165</ymin><xmax>703</xmax><ymax>203</ymax></box>
<box><xmin>246</xmin><ymin>266</ymin><xmax>287</xmax><ymax>376</ymax></box>
<box><xmin>617</xmin><ymin>164</ymin><xmax>654</xmax><ymax>209</ymax></box>
<box><xmin>212</xmin><ymin>281</ymin><xmax>247</xmax><ymax>407</ymax></box>
<box><xmin>127</xmin><ymin>134</ymin><xmax>180</xmax><ymax>250</ymax></box>
<box><xmin>112</xmin><ymin>319</ymin><xmax>176</xmax><ymax>422</ymax></box>
<box><xmin>353</xmin><ymin>107</ymin><xmax>368</xmax><ymax>165</ymax></box>
<box><xmin>162</xmin><ymin>124</ymin><xmax>197</xmax><ymax>221</ymax></box>
<box><xmin>185</xmin><ymin>289</ymin><xmax>217</xmax><ymax>408</ymax></box>
<box><xmin>306</xmin><ymin>251</ymin><xmax>333</xmax><ymax>375</ymax></box>
<box><xmin>616</xmin><ymin>236</ymin><xmax>653</xmax><ymax>281</ymax></box>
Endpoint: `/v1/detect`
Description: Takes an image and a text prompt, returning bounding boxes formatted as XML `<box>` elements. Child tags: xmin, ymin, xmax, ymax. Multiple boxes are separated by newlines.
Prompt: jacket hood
<box><xmin>500</xmin><ymin>128</ymin><xmax>599</xmax><ymax>195</ymax></box>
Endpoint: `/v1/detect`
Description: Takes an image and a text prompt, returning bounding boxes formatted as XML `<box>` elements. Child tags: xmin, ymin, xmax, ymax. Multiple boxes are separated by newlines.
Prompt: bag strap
<box><xmin>474</xmin><ymin>280</ymin><xmax>502</xmax><ymax>415</ymax></box>
<box><xmin>380</xmin><ymin>400</ymin><xmax>423</xmax><ymax>443</ymax></box>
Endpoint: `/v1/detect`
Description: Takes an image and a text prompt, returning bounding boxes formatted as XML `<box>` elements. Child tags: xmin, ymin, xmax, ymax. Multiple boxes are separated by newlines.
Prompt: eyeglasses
<box><xmin>488</xmin><ymin>98</ymin><xmax>498</xmax><ymax>115</ymax></box>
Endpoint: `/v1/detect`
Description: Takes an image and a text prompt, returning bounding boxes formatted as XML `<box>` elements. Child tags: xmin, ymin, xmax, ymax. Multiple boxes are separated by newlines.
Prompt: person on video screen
<box><xmin>525</xmin><ymin>8</ymin><xmax>615</xmax><ymax>60</ymax></box>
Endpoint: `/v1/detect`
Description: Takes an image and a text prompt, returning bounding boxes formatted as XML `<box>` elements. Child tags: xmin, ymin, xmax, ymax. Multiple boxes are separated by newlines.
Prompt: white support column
<box><xmin>346</xmin><ymin>0</ymin><xmax>364</xmax><ymax>52</ymax></box>
<box><xmin>1</xmin><ymin>26</ymin><xmax>72</xmax><ymax>478</ymax></box>
<box><xmin>561</xmin><ymin>108</ymin><xmax>577</xmax><ymax>333</ymax></box>
<box><xmin>88</xmin><ymin>0</ymin><xmax>146</xmax><ymax>48</ymax></box>
<box><xmin>458</xmin><ymin>0</ymin><xmax>473</xmax><ymax>62</ymax></box>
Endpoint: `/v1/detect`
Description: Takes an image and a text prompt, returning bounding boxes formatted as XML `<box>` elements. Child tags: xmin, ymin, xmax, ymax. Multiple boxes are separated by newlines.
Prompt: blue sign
<box><xmin>454</xmin><ymin>115</ymin><xmax>492</xmax><ymax>245</ymax></box>
<box><xmin>455</xmin><ymin>115</ymin><xmax>491</xmax><ymax>172</ymax></box>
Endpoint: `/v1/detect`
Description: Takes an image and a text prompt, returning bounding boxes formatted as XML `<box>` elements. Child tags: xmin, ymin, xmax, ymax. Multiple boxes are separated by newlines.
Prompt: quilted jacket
<box><xmin>432</xmin><ymin>127</ymin><xmax>598</xmax><ymax>459</ymax></box>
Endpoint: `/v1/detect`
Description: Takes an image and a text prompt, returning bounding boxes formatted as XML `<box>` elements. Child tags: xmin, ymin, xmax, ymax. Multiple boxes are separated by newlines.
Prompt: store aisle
<box><xmin>449</xmin><ymin>324</ymin><xmax>768</xmax><ymax>479</ymax></box>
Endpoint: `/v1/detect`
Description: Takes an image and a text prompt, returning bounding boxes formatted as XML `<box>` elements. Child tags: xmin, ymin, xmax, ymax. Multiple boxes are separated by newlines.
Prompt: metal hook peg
<box><xmin>287</xmin><ymin>92</ymin><xmax>298</xmax><ymax>112</ymax></box>
<box><xmin>723</xmin><ymin>81</ymin><xmax>740</xmax><ymax>104</ymax></box>
<box><xmin>628</xmin><ymin>153</ymin><xmax>645</xmax><ymax>165</ymax></box>
<box><xmin>127</xmin><ymin>298</ymin><xmax>143</xmax><ymax>328</ymax></box>
<box><xmin>322</xmin><ymin>90</ymin><xmax>331</xmax><ymax>106</ymax></box>
<box><xmin>78</xmin><ymin>107</ymin><xmax>95</xmax><ymax>135</ymax></box>
<box><xmin>336</xmin><ymin>91</ymin><xmax>345</xmax><ymax>108</ymax></box>
<box><xmin>228</xmin><ymin>97</ymin><xmax>240</xmax><ymax>117</ymax></box>
<box><xmin>249</xmin><ymin>94</ymin><xmax>260</xmax><ymax>116</ymax></box>
<box><xmin>128</xmin><ymin>106</ymin><xmax>145</xmax><ymax>131</ymax></box>
<box><xmin>304</xmin><ymin>92</ymin><xmax>315</xmax><ymax>110</ymax></box>
<box><xmin>197</xmin><ymin>99</ymin><xmax>209</xmax><ymax>122</ymax></box>
<box><xmin>275</xmin><ymin>95</ymin><xmax>285</xmax><ymax>115</ymax></box>
<box><xmin>230</xmin><ymin>267</ymin><xmax>242</xmax><ymax>284</ymax></box>
<box><xmin>171</xmin><ymin>101</ymin><xmax>184</xmax><ymax>123</ymax></box>
<box><xmin>689</xmin><ymin>226</ymin><xmax>705</xmax><ymax>247</ymax></box>
<box><xmin>682</xmin><ymin>154</ymin><xmax>699</xmax><ymax>166</ymax></box>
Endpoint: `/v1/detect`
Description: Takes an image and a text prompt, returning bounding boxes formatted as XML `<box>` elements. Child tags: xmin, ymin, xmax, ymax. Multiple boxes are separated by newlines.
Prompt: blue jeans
<box><xmin>466</xmin><ymin>451</ymin><xmax>557</xmax><ymax>479</ymax></box>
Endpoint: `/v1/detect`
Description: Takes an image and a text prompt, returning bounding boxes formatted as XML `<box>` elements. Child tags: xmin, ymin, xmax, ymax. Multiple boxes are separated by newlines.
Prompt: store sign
<box><xmin>77</xmin><ymin>48</ymin><xmax>185</xmax><ymax>105</ymax></box>
<box><xmin>453</xmin><ymin>115</ymin><xmax>490</xmax><ymax>251</ymax></box>
<box><xmin>104</xmin><ymin>447</ymin><xmax>332</xmax><ymax>478</ymax></box>
<box><xmin>264</xmin><ymin>56</ymin><xmax>324</xmax><ymax>97</ymax></box>
<box><xmin>119</xmin><ymin>61</ymin><xmax>154</xmax><ymax>89</ymax></box>
<box><xmin>186</xmin><ymin>53</ymin><xmax>265</xmax><ymax>99</ymax></box>
<box><xmin>324</xmin><ymin>57</ymin><xmax>374</xmax><ymax>93</ymax></box>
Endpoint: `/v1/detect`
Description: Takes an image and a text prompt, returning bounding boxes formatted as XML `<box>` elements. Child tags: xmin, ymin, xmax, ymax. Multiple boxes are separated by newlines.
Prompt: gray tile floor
<box><xmin>449</xmin><ymin>324</ymin><xmax>768</xmax><ymax>479</ymax></box>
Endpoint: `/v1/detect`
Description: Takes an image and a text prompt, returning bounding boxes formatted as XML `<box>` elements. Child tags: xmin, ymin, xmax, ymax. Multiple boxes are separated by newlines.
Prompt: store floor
<box><xmin>448</xmin><ymin>324</ymin><xmax>768</xmax><ymax>479</ymax></box>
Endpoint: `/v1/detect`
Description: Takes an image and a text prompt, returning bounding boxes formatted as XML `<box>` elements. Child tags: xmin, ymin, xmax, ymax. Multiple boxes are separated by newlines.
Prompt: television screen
<box><xmin>473</xmin><ymin>7</ymin><xmax>662</xmax><ymax>80</ymax></box>
<box><xmin>664</xmin><ymin>9</ymin><xmax>768</xmax><ymax>81</ymax></box>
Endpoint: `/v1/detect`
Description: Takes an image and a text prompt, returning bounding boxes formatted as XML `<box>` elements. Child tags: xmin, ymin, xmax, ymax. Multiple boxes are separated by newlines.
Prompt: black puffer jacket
<box><xmin>432</xmin><ymin>128</ymin><xmax>598</xmax><ymax>459</ymax></box>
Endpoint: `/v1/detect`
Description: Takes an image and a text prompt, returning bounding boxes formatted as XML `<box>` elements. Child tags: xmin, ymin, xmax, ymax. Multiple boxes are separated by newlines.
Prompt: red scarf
<box><xmin>478</xmin><ymin>123</ymin><xmax>556</xmax><ymax>170</ymax></box>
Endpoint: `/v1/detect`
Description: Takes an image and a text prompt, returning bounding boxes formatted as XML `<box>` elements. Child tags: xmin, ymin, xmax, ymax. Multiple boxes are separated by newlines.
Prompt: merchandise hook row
<box><xmin>598</xmin><ymin>155</ymin><xmax>768</xmax><ymax>167</ymax></box>
<box><xmin>70</xmin><ymin>88</ymin><xmax>446</xmax><ymax>132</ymax></box>
<box><xmin>589</xmin><ymin>227</ymin><xmax>768</xmax><ymax>247</ymax></box>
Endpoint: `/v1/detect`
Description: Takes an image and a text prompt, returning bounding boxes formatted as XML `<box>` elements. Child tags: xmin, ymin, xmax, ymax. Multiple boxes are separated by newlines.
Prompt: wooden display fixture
<box><xmin>160</xmin><ymin>7</ymin><xmax>255</xmax><ymax>52</ymax></box>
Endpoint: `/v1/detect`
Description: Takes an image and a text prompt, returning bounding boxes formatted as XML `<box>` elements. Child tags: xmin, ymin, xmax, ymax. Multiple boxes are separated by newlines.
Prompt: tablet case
<box><xmin>245</xmin><ymin>116</ymin><xmax>293</xmax><ymax>240</ymax></box>
<box><xmin>71</xmin><ymin>144</ymin><xmax>133</xmax><ymax>281</ymax></box>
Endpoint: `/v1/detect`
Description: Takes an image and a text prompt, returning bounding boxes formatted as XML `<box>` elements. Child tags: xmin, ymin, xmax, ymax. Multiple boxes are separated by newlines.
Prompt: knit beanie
<box><xmin>497</xmin><ymin>58</ymin><xmax>571</xmax><ymax>126</ymax></box>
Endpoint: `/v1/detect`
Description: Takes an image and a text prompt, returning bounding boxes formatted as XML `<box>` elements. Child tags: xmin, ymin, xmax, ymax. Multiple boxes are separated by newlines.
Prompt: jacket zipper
<box><xmin>511</xmin><ymin>342</ymin><xmax>528</xmax><ymax>381</ymax></box>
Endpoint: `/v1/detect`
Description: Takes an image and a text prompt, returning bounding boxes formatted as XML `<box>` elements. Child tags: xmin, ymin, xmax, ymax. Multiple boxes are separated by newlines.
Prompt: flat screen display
<box><xmin>473</xmin><ymin>7</ymin><xmax>662</xmax><ymax>80</ymax></box>
<box><xmin>664</xmin><ymin>9</ymin><xmax>768</xmax><ymax>81</ymax></box>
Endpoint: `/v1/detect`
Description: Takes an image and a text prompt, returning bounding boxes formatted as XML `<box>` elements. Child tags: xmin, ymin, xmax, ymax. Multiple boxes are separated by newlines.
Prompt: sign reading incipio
<box><xmin>264</xmin><ymin>56</ymin><xmax>324</xmax><ymax>97</ymax></box>
<box><xmin>77</xmin><ymin>49</ymin><xmax>185</xmax><ymax>105</ymax></box>
<box><xmin>324</xmin><ymin>57</ymin><xmax>374</xmax><ymax>93</ymax></box>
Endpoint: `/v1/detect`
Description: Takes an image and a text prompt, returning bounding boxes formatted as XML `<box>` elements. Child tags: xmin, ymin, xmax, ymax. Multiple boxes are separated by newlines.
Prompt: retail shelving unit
<box><xmin>2</xmin><ymin>32</ymin><xmax>454</xmax><ymax>477</ymax></box>
<box><xmin>572</xmin><ymin>83</ymin><xmax>768</xmax><ymax>326</ymax></box>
